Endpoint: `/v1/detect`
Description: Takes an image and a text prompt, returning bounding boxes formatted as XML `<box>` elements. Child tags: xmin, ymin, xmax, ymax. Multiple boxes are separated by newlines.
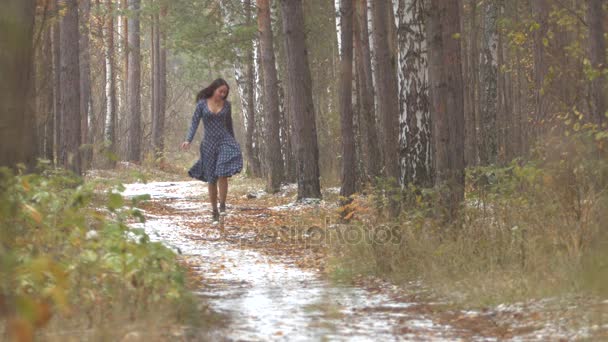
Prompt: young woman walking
<box><xmin>181</xmin><ymin>78</ymin><xmax>243</xmax><ymax>223</ymax></box>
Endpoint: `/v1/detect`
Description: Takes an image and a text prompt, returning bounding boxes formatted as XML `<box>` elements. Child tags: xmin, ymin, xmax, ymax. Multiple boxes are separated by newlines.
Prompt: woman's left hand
<box><xmin>180</xmin><ymin>141</ymin><xmax>191</xmax><ymax>151</ymax></box>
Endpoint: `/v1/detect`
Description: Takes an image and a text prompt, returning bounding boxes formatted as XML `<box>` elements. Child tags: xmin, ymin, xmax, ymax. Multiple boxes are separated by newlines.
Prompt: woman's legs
<box><xmin>208</xmin><ymin>181</ymin><xmax>218</xmax><ymax>213</ymax></box>
<box><xmin>218</xmin><ymin>176</ymin><xmax>228</xmax><ymax>210</ymax></box>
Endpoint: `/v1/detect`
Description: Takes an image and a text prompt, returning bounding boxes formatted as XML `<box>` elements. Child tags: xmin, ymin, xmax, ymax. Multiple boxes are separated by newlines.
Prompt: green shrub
<box><xmin>0</xmin><ymin>165</ymin><xmax>210</xmax><ymax>340</ymax></box>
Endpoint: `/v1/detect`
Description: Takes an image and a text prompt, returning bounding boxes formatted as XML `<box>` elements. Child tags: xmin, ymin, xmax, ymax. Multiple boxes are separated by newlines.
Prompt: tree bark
<box><xmin>532</xmin><ymin>0</ymin><xmax>549</xmax><ymax>139</ymax></box>
<box><xmin>126</xmin><ymin>0</ymin><xmax>141</xmax><ymax>161</ymax></box>
<box><xmin>79</xmin><ymin>0</ymin><xmax>92</xmax><ymax>170</ymax></box>
<box><xmin>103</xmin><ymin>0</ymin><xmax>117</xmax><ymax>167</ymax></box>
<box><xmin>339</xmin><ymin>0</ymin><xmax>356</xmax><ymax>197</ymax></box>
<box><xmin>52</xmin><ymin>0</ymin><xmax>62</xmax><ymax>165</ymax></box>
<box><xmin>479</xmin><ymin>0</ymin><xmax>498</xmax><ymax>165</ymax></box>
<box><xmin>428</xmin><ymin>0</ymin><xmax>466</xmax><ymax>219</ymax></box>
<box><xmin>0</xmin><ymin>0</ymin><xmax>36</xmax><ymax>169</ymax></box>
<box><xmin>257</xmin><ymin>0</ymin><xmax>285</xmax><ymax>193</ymax></box>
<box><xmin>466</xmin><ymin>0</ymin><xmax>479</xmax><ymax>166</ymax></box>
<box><xmin>59</xmin><ymin>0</ymin><xmax>82</xmax><ymax>174</ymax></box>
<box><xmin>588</xmin><ymin>0</ymin><xmax>606</xmax><ymax>126</ymax></box>
<box><xmin>354</xmin><ymin>0</ymin><xmax>381</xmax><ymax>182</ymax></box>
<box><xmin>396</xmin><ymin>0</ymin><xmax>432</xmax><ymax>188</ymax></box>
<box><xmin>371</xmin><ymin>0</ymin><xmax>401</xmax><ymax>213</ymax></box>
<box><xmin>279</xmin><ymin>0</ymin><xmax>322</xmax><ymax>199</ymax></box>
<box><xmin>150</xmin><ymin>5</ymin><xmax>165</xmax><ymax>157</ymax></box>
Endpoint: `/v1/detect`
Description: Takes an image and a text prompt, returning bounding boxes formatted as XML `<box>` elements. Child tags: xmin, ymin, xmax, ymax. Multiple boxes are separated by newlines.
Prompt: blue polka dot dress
<box><xmin>185</xmin><ymin>98</ymin><xmax>243</xmax><ymax>184</ymax></box>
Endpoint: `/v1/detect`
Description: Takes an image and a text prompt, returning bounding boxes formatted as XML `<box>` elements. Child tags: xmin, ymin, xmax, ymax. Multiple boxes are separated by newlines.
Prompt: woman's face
<box><xmin>214</xmin><ymin>85</ymin><xmax>228</xmax><ymax>100</ymax></box>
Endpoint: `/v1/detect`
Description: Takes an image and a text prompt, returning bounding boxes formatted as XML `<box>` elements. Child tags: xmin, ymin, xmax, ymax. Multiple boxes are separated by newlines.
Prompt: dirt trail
<box><xmin>123</xmin><ymin>180</ymin><xmax>605</xmax><ymax>341</ymax></box>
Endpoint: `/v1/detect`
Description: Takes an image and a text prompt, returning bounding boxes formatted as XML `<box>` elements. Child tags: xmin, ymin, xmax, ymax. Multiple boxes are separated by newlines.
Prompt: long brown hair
<box><xmin>195</xmin><ymin>78</ymin><xmax>230</xmax><ymax>103</ymax></box>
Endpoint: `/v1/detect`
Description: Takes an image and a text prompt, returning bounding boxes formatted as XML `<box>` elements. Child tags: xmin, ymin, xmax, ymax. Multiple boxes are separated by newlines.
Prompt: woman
<box><xmin>181</xmin><ymin>78</ymin><xmax>243</xmax><ymax>223</ymax></box>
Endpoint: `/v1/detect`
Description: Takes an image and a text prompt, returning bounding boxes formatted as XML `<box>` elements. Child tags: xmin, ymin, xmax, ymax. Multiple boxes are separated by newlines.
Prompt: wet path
<box><xmin>122</xmin><ymin>181</ymin><xmax>467</xmax><ymax>341</ymax></box>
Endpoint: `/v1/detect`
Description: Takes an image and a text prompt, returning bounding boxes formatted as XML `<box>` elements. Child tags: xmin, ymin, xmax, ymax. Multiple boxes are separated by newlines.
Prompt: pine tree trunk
<box><xmin>354</xmin><ymin>0</ymin><xmax>381</xmax><ymax>182</ymax></box>
<box><xmin>339</xmin><ymin>0</ymin><xmax>356</xmax><ymax>197</ymax></box>
<box><xmin>466</xmin><ymin>0</ymin><xmax>480</xmax><ymax>166</ymax></box>
<box><xmin>588</xmin><ymin>0</ymin><xmax>606</xmax><ymax>126</ymax></box>
<box><xmin>257</xmin><ymin>0</ymin><xmax>285</xmax><ymax>193</ymax></box>
<box><xmin>159</xmin><ymin>5</ymin><xmax>167</xmax><ymax>153</ymax></box>
<box><xmin>151</xmin><ymin>11</ymin><xmax>162</xmax><ymax>157</ymax></box>
<box><xmin>0</xmin><ymin>0</ymin><xmax>36</xmax><ymax>169</ymax></box>
<box><xmin>41</xmin><ymin>19</ymin><xmax>55</xmax><ymax>162</ymax></box>
<box><xmin>279</xmin><ymin>0</ymin><xmax>322</xmax><ymax>199</ymax></box>
<box><xmin>428</xmin><ymin>0</ymin><xmax>466</xmax><ymax>219</ymax></box>
<box><xmin>371</xmin><ymin>0</ymin><xmax>400</xmax><ymax>214</ymax></box>
<box><xmin>126</xmin><ymin>0</ymin><xmax>141</xmax><ymax>161</ymax></box>
<box><xmin>479</xmin><ymin>0</ymin><xmax>498</xmax><ymax>165</ymax></box>
<box><xmin>396</xmin><ymin>0</ymin><xmax>432</xmax><ymax>188</ymax></box>
<box><xmin>59</xmin><ymin>0</ymin><xmax>82</xmax><ymax>174</ymax></box>
<box><xmin>79</xmin><ymin>0</ymin><xmax>92</xmax><ymax>170</ymax></box>
<box><xmin>52</xmin><ymin>0</ymin><xmax>62</xmax><ymax>165</ymax></box>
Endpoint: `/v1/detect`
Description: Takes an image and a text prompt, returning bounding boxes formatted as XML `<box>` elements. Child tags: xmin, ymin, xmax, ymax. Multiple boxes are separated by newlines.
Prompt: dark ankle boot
<box><xmin>211</xmin><ymin>208</ymin><xmax>220</xmax><ymax>223</ymax></box>
<box><xmin>219</xmin><ymin>202</ymin><xmax>226</xmax><ymax>215</ymax></box>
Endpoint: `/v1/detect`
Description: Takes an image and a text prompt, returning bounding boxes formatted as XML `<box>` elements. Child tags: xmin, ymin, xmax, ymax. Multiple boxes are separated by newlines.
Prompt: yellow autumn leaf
<box><xmin>22</xmin><ymin>204</ymin><xmax>42</xmax><ymax>224</ymax></box>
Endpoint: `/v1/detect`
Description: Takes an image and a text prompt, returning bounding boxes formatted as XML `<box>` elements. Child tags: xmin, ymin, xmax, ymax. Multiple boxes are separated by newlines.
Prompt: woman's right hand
<box><xmin>180</xmin><ymin>141</ymin><xmax>191</xmax><ymax>151</ymax></box>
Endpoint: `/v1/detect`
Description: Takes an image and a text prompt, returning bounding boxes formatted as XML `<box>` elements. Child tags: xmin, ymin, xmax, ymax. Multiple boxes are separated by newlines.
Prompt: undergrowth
<box><xmin>0</xmin><ymin>164</ymin><xmax>221</xmax><ymax>341</ymax></box>
<box><xmin>329</xmin><ymin>126</ymin><xmax>608</xmax><ymax>306</ymax></box>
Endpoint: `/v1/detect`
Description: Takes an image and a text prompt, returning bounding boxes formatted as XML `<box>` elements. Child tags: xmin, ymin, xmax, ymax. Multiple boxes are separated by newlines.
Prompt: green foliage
<box><xmin>0</xmin><ymin>167</ymin><xmax>203</xmax><ymax>338</ymax></box>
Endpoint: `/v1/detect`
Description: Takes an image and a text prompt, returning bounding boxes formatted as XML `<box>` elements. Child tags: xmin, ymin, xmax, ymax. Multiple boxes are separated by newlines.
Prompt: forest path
<box><xmin>121</xmin><ymin>179</ymin><xmax>598</xmax><ymax>341</ymax></box>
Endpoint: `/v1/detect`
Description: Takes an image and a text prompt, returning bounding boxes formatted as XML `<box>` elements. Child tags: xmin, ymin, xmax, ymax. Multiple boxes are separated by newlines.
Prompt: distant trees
<box><xmin>588</xmin><ymin>0</ymin><xmax>606</xmax><ymax>126</ymax></box>
<box><xmin>9</xmin><ymin>0</ymin><xmax>607</xmax><ymax>220</ymax></box>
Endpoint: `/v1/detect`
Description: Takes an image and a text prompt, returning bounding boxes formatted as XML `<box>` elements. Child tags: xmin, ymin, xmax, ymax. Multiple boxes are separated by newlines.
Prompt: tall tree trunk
<box><xmin>588</xmin><ymin>0</ymin><xmax>606</xmax><ymax>126</ymax></box>
<box><xmin>122</xmin><ymin>0</ymin><xmax>128</xmax><ymax>101</ymax></box>
<box><xmin>339</xmin><ymin>0</ymin><xmax>356</xmax><ymax>197</ymax></box>
<box><xmin>279</xmin><ymin>0</ymin><xmax>322</xmax><ymax>199</ymax></box>
<box><xmin>59</xmin><ymin>0</ymin><xmax>82</xmax><ymax>174</ymax></box>
<box><xmin>0</xmin><ymin>0</ymin><xmax>36</xmax><ymax>169</ymax></box>
<box><xmin>396</xmin><ymin>0</ymin><xmax>432</xmax><ymax>188</ymax></box>
<box><xmin>242</xmin><ymin>0</ymin><xmax>262</xmax><ymax>177</ymax></box>
<box><xmin>41</xmin><ymin>25</ymin><xmax>55</xmax><ymax>162</ymax></box>
<box><xmin>79</xmin><ymin>0</ymin><xmax>92</xmax><ymax>170</ymax></box>
<box><xmin>532</xmin><ymin>0</ymin><xmax>549</xmax><ymax>140</ymax></box>
<box><xmin>257</xmin><ymin>0</ymin><xmax>285</xmax><ymax>193</ymax></box>
<box><xmin>151</xmin><ymin>6</ymin><xmax>165</xmax><ymax>157</ymax></box>
<box><xmin>371</xmin><ymin>0</ymin><xmax>400</xmax><ymax>213</ymax></box>
<box><xmin>103</xmin><ymin>0</ymin><xmax>117</xmax><ymax>167</ymax></box>
<box><xmin>428</xmin><ymin>0</ymin><xmax>466</xmax><ymax>220</ymax></box>
<box><xmin>52</xmin><ymin>0</ymin><xmax>62</xmax><ymax>165</ymax></box>
<box><xmin>126</xmin><ymin>0</ymin><xmax>141</xmax><ymax>161</ymax></box>
<box><xmin>354</xmin><ymin>0</ymin><xmax>381</xmax><ymax>182</ymax></box>
<box><xmin>479</xmin><ymin>0</ymin><xmax>498</xmax><ymax>165</ymax></box>
<box><xmin>466</xmin><ymin>0</ymin><xmax>480</xmax><ymax>166</ymax></box>
<box><xmin>159</xmin><ymin>5</ymin><xmax>167</xmax><ymax>153</ymax></box>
